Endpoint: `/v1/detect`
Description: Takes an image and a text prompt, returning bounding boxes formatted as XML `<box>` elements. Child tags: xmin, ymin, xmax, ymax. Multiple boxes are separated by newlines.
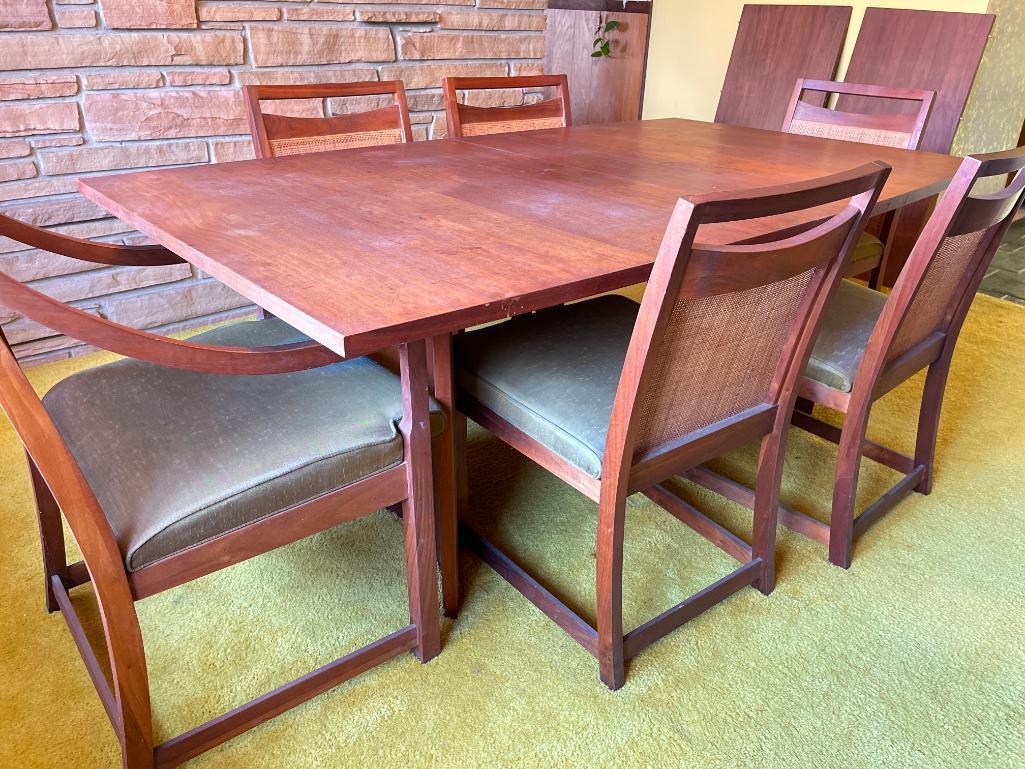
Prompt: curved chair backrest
<box><xmin>442</xmin><ymin>74</ymin><xmax>570</xmax><ymax>138</ymax></box>
<box><xmin>604</xmin><ymin>162</ymin><xmax>891</xmax><ymax>478</ymax></box>
<box><xmin>244</xmin><ymin>81</ymin><xmax>414</xmax><ymax>159</ymax></box>
<box><xmin>782</xmin><ymin>79</ymin><xmax>934</xmax><ymax>150</ymax></box>
<box><xmin>866</xmin><ymin>148</ymin><xmax>1025</xmax><ymax>377</ymax></box>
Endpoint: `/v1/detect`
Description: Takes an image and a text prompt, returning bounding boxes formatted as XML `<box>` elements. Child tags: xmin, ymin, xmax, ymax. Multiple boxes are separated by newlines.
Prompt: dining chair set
<box><xmin>1</xmin><ymin>73</ymin><xmax>1024</xmax><ymax>768</ymax></box>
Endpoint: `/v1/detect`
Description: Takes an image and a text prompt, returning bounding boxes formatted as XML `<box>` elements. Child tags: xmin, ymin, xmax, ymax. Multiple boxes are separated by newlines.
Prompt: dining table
<box><xmin>78</xmin><ymin>116</ymin><xmax>964</xmax><ymax>616</ymax></box>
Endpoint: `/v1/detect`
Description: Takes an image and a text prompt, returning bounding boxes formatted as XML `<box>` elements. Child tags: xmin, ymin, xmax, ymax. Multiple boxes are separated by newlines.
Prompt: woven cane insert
<box><xmin>634</xmin><ymin>269</ymin><xmax>815</xmax><ymax>456</ymax></box>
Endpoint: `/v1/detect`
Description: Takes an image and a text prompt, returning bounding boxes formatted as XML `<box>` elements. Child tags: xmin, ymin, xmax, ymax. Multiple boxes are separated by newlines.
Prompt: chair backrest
<box><xmin>871</xmin><ymin>148</ymin><xmax>1025</xmax><ymax>367</ymax></box>
<box><xmin>442</xmin><ymin>75</ymin><xmax>571</xmax><ymax>138</ymax></box>
<box><xmin>244</xmin><ymin>81</ymin><xmax>413</xmax><ymax>159</ymax></box>
<box><xmin>602</xmin><ymin>162</ymin><xmax>890</xmax><ymax>479</ymax></box>
<box><xmin>782</xmin><ymin>79</ymin><xmax>934</xmax><ymax>150</ymax></box>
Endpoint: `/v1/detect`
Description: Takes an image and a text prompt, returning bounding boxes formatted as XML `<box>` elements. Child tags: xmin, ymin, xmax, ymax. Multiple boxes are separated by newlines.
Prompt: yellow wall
<box><xmin>954</xmin><ymin>0</ymin><xmax>1025</xmax><ymax>157</ymax></box>
<box><xmin>643</xmin><ymin>0</ymin><xmax>991</xmax><ymax>122</ymax></box>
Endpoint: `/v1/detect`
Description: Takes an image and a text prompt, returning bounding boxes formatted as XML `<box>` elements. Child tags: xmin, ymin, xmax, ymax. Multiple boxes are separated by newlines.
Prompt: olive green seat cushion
<box><xmin>455</xmin><ymin>296</ymin><xmax>638</xmax><ymax>480</ymax></box>
<box><xmin>43</xmin><ymin>319</ymin><xmax>444</xmax><ymax>572</ymax></box>
<box><xmin>806</xmin><ymin>279</ymin><xmax>888</xmax><ymax>393</ymax></box>
<box><xmin>455</xmin><ymin>278</ymin><xmax>889</xmax><ymax>482</ymax></box>
<box><xmin>851</xmin><ymin>232</ymin><xmax>884</xmax><ymax>272</ymax></box>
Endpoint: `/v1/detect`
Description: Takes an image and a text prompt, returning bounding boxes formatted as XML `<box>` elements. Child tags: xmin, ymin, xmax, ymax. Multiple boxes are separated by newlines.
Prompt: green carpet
<box><xmin>1</xmin><ymin>294</ymin><xmax>1023</xmax><ymax>768</ymax></box>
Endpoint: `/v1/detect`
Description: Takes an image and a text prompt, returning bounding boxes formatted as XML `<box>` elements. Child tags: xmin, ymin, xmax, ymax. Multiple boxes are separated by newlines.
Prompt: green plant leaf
<box><xmin>601</xmin><ymin>41</ymin><xmax>611</xmax><ymax>56</ymax></box>
<box><xmin>604</xmin><ymin>20</ymin><xmax>621</xmax><ymax>32</ymax></box>
<box><xmin>591</xmin><ymin>50</ymin><xmax>604</xmax><ymax>57</ymax></box>
<box><xmin>593</xmin><ymin>37</ymin><xmax>604</xmax><ymax>46</ymax></box>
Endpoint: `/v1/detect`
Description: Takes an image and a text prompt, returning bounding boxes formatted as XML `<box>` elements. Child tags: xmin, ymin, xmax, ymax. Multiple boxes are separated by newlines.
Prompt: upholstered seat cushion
<box><xmin>849</xmin><ymin>232</ymin><xmax>884</xmax><ymax>273</ymax></box>
<box><xmin>455</xmin><ymin>296</ymin><xmax>639</xmax><ymax>480</ymax></box>
<box><xmin>43</xmin><ymin>319</ymin><xmax>444</xmax><ymax>572</ymax></box>
<box><xmin>805</xmin><ymin>279</ymin><xmax>888</xmax><ymax>392</ymax></box>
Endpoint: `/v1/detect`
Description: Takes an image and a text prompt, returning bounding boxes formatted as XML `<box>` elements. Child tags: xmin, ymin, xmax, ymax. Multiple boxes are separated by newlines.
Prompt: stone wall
<box><xmin>0</xmin><ymin>0</ymin><xmax>547</xmax><ymax>363</ymax></box>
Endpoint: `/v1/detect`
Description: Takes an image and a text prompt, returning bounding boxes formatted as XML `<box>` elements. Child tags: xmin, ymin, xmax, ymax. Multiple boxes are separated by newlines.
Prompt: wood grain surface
<box><xmin>79</xmin><ymin>119</ymin><xmax>961</xmax><ymax>357</ymax></box>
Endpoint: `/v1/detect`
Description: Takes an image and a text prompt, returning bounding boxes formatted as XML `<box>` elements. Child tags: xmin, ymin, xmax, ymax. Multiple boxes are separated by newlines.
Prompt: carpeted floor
<box><xmin>1</xmin><ymin>293</ymin><xmax>1023</xmax><ymax>768</ymax></box>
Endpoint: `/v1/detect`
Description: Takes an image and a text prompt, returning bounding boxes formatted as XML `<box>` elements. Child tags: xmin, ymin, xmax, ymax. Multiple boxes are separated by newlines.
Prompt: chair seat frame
<box><xmin>0</xmin><ymin>214</ymin><xmax>441</xmax><ymax>769</ymax></box>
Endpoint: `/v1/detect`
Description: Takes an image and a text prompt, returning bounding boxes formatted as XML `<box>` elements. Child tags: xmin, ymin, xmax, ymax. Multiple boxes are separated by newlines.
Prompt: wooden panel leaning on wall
<box><xmin>453</xmin><ymin>162</ymin><xmax>890</xmax><ymax>689</ymax></box>
<box><xmin>838</xmin><ymin>7</ymin><xmax>996</xmax><ymax>285</ymax></box>
<box><xmin>714</xmin><ymin>3</ymin><xmax>851</xmax><ymax>132</ymax></box>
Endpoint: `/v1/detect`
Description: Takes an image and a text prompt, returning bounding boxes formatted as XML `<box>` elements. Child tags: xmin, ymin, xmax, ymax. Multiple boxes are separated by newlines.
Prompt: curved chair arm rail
<box><xmin>0</xmin><ymin>214</ymin><xmax>184</xmax><ymax>267</ymax></box>
<box><xmin>0</xmin><ymin>272</ymin><xmax>343</xmax><ymax>375</ymax></box>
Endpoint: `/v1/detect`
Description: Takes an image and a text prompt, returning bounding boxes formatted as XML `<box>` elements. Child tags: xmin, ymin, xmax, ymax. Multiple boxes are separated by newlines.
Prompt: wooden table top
<box><xmin>79</xmin><ymin>118</ymin><xmax>962</xmax><ymax>357</ymax></box>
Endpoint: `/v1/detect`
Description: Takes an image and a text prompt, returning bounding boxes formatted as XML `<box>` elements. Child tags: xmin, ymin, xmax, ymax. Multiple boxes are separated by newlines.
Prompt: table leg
<box><xmin>868</xmin><ymin>208</ymin><xmax>900</xmax><ymax>290</ymax></box>
<box><xmin>429</xmin><ymin>333</ymin><xmax>461</xmax><ymax>618</ymax></box>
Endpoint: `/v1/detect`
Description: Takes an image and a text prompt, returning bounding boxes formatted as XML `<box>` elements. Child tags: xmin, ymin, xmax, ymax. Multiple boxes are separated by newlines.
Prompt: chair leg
<box><xmin>913</xmin><ymin>357</ymin><xmax>953</xmax><ymax>495</ymax></box>
<box><xmin>751</xmin><ymin>432</ymin><xmax>785</xmax><ymax>595</ymax></box>
<box><xmin>28</xmin><ymin>454</ymin><xmax>66</xmax><ymax>613</ymax></box>
<box><xmin>120</xmin><ymin>697</ymin><xmax>156</xmax><ymax>769</ymax></box>
<box><xmin>595</xmin><ymin>492</ymin><xmax>626</xmax><ymax>690</ymax></box>
<box><xmin>829</xmin><ymin>401</ymin><xmax>872</xmax><ymax>569</ymax></box>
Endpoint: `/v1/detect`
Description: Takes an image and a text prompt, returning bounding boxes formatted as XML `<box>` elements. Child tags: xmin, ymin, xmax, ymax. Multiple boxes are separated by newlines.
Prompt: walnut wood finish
<box><xmin>0</xmin><ymin>226</ymin><xmax>441</xmax><ymax>767</ymax></box>
<box><xmin>782</xmin><ymin>79</ymin><xmax>935</xmax><ymax>287</ymax></box>
<box><xmin>442</xmin><ymin>75</ymin><xmax>571</xmax><ymax>138</ymax></box>
<box><xmin>78</xmin><ymin>120</ymin><xmax>961</xmax><ymax>360</ymax></box>
<box><xmin>689</xmin><ymin>148</ymin><xmax>1025</xmax><ymax>570</ymax></box>
<box><xmin>78</xmin><ymin>119</ymin><xmax>961</xmax><ymax>623</ymax></box>
<box><xmin>715</xmin><ymin>4</ymin><xmax>851</xmax><ymax>132</ymax></box>
<box><xmin>840</xmin><ymin>7</ymin><xmax>995</xmax><ymax>285</ymax></box>
<box><xmin>244</xmin><ymin>80</ymin><xmax>413</xmax><ymax>159</ymax></box>
<box><xmin>782</xmin><ymin>79</ymin><xmax>934</xmax><ymax>153</ymax></box>
<box><xmin>459</xmin><ymin>163</ymin><xmax>890</xmax><ymax>688</ymax></box>
<box><xmin>840</xmin><ymin>9</ymin><xmax>994</xmax><ymax>155</ymax></box>
<box><xmin>0</xmin><ymin>212</ymin><xmax>183</xmax><ymax>267</ymax></box>
<box><xmin>0</xmin><ymin>268</ymin><xmax>342</xmax><ymax>375</ymax></box>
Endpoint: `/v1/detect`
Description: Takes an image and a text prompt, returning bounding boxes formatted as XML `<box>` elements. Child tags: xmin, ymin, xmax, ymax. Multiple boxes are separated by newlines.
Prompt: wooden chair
<box><xmin>688</xmin><ymin>147</ymin><xmax>1025</xmax><ymax>569</ymax></box>
<box><xmin>0</xmin><ymin>214</ymin><xmax>442</xmax><ymax>768</ymax></box>
<box><xmin>782</xmin><ymin>78</ymin><xmax>935</xmax><ymax>285</ymax></box>
<box><xmin>452</xmin><ymin>163</ymin><xmax>890</xmax><ymax>689</ymax></box>
<box><xmin>244</xmin><ymin>81</ymin><xmax>413</xmax><ymax>159</ymax></box>
<box><xmin>442</xmin><ymin>74</ymin><xmax>571</xmax><ymax>138</ymax></box>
